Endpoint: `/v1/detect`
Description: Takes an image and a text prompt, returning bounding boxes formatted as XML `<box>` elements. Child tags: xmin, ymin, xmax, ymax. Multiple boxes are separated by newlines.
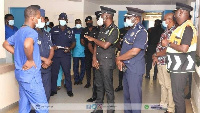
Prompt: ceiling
<box><xmin>85</xmin><ymin>0</ymin><xmax>189</xmax><ymax>5</ymax></box>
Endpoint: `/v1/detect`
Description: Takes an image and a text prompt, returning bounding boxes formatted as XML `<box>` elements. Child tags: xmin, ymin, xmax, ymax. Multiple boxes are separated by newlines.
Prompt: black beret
<box><xmin>100</xmin><ymin>6</ymin><xmax>116</xmax><ymax>15</ymax></box>
<box><xmin>59</xmin><ymin>13</ymin><xmax>67</xmax><ymax>20</ymax></box>
<box><xmin>125</xmin><ymin>7</ymin><xmax>144</xmax><ymax>17</ymax></box>
<box><xmin>175</xmin><ymin>2</ymin><xmax>193</xmax><ymax>12</ymax></box>
<box><xmin>85</xmin><ymin>16</ymin><xmax>92</xmax><ymax>22</ymax></box>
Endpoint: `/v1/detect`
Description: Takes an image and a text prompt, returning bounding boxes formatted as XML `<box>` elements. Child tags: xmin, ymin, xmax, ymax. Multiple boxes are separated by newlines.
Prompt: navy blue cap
<box><xmin>95</xmin><ymin>11</ymin><xmax>102</xmax><ymax>19</ymax></box>
<box><xmin>125</xmin><ymin>7</ymin><xmax>144</xmax><ymax>16</ymax></box>
<box><xmin>85</xmin><ymin>16</ymin><xmax>92</xmax><ymax>22</ymax></box>
<box><xmin>40</xmin><ymin>9</ymin><xmax>45</xmax><ymax>17</ymax></box>
<box><xmin>100</xmin><ymin>6</ymin><xmax>116</xmax><ymax>15</ymax></box>
<box><xmin>175</xmin><ymin>2</ymin><xmax>193</xmax><ymax>12</ymax></box>
<box><xmin>59</xmin><ymin>13</ymin><xmax>67</xmax><ymax>20</ymax></box>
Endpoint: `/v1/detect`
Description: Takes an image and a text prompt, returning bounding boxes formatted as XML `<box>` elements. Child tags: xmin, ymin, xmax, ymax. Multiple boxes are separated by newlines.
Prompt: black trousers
<box><xmin>85</xmin><ymin>54</ymin><xmax>92</xmax><ymax>84</ymax></box>
<box><xmin>146</xmin><ymin>45</ymin><xmax>158</xmax><ymax>77</ymax></box>
<box><xmin>95</xmin><ymin>67</ymin><xmax>115</xmax><ymax>113</ymax></box>
<box><xmin>92</xmin><ymin>68</ymin><xmax>97</xmax><ymax>98</ymax></box>
<box><xmin>170</xmin><ymin>72</ymin><xmax>188</xmax><ymax>113</ymax></box>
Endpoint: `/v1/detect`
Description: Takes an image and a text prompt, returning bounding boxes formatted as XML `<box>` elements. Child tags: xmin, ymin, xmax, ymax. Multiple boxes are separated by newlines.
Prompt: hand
<box><xmin>22</xmin><ymin>60</ymin><xmax>37</xmax><ymax>70</ymax></box>
<box><xmin>162</xmin><ymin>39</ymin><xmax>169</xmax><ymax>47</ymax></box>
<box><xmin>53</xmin><ymin>46</ymin><xmax>58</xmax><ymax>50</ymax></box>
<box><xmin>152</xmin><ymin>53</ymin><xmax>156</xmax><ymax>60</ymax></box>
<box><xmin>116</xmin><ymin>57</ymin><xmax>124</xmax><ymax>71</ymax></box>
<box><xmin>42</xmin><ymin>63</ymin><xmax>48</xmax><ymax>69</ymax></box>
<box><xmin>92</xmin><ymin>58</ymin><xmax>99</xmax><ymax>69</ymax></box>
<box><xmin>64</xmin><ymin>47</ymin><xmax>70</xmax><ymax>53</ymax></box>
<box><xmin>44</xmin><ymin>58</ymin><xmax>53</xmax><ymax>66</ymax></box>
<box><xmin>152</xmin><ymin>58</ymin><xmax>158</xmax><ymax>66</ymax></box>
<box><xmin>84</xmin><ymin>35</ymin><xmax>94</xmax><ymax>41</ymax></box>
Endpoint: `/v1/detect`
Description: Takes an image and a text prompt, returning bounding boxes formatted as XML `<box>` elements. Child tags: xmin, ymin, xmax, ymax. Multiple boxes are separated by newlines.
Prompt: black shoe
<box><xmin>153</xmin><ymin>76</ymin><xmax>157</xmax><ymax>80</ymax></box>
<box><xmin>145</xmin><ymin>75</ymin><xmax>150</xmax><ymax>79</ymax></box>
<box><xmin>50</xmin><ymin>91</ymin><xmax>57</xmax><ymax>96</ymax></box>
<box><xmin>79</xmin><ymin>81</ymin><xmax>83</xmax><ymax>85</ymax></box>
<box><xmin>64</xmin><ymin>84</ymin><xmax>66</xmax><ymax>88</ymax></box>
<box><xmin>115</xmin><ymin>86</ymin><xmax>123</xmax><ymax>92</ymax></box>
<box><xmin>87</xmin><ymin>97</ymin><xmax>96</xmax><ymax>102</ymax></box>
<box><xmin>74</xmin><ymin>82</ymin><xmax>79</xmax><ymax>85</ymax></box>
<box><xmin>84</xmin><ymin>84</ymin><xmax>91</xmax><ymax>88</ymax></box>
<box><xmin>185</xmin><ymin>93</ymin><xmax>191</xmax><ymax>99</ymax></box>
<box><xmin>67</xmin><ymin>91</ymin><xmax>74</xmax><ymax>97</ymax></box>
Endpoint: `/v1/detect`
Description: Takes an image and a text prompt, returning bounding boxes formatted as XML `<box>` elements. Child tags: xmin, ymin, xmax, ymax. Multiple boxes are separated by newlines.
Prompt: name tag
<box><xmin>54</xmin><ymin>31</ymin><xmax>59</xmax><ymax>32</ymax></box>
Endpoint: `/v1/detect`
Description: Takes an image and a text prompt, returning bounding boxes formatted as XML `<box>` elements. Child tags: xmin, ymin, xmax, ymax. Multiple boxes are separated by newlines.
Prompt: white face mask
<box><xmin>97</xmin><ymin>17</ymin><xmax>103</xmax><ymax>26</ymax></box>
<box><xmin>46</xmin><ymin>21</ymin><xmax>50</xmax><ymax>25</ymax></box>
<box><xmin>124</xmin><ymin>22</ymin><xmax>129</xmax><ymax>27</ymax></box>
<box><xmin>59</xmin><ymin>20</ymin><xmax>66</xmax><ymax>26</ymax></box>
<box><xmin>39</xmin><ymin>22</ymin><xmax>45</xmax><ymax>28</ymax></box>
<box><xmin>75</xmin><ymin>24</ymin><xmax>82</xmax><ymax>29</ymax></box>
<box><xmin>126</xmin><ymin>19</ymin><xmax>134</xmax><ymax>27</ymax></box>
<box><xmin>8</xmin><ymin>20</ymin><xmax>14</xmax><ymax>26</ymax></box>
<box><xmin>162</xmin><ymin>21</ymin><xmax>168</xmax><ymax>28</ymax></box>
<box><xmin>35</xmin><ymin>18</ymin><xmax>41</xmax><ymax>28</ymax></box>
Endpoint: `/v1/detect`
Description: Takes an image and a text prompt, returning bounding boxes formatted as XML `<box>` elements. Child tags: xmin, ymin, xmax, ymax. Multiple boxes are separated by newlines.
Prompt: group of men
<box><xmin>2</xmin><ymin>2</ymin><xmax>197</xmax><ymax>113</ymax></box>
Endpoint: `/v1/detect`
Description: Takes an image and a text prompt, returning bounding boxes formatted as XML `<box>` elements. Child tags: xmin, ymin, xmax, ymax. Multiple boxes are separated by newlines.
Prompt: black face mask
<box><xmin>86</xmin><ymin>23</ymin><xmax>93</xmax><ymax>27</ymax></box>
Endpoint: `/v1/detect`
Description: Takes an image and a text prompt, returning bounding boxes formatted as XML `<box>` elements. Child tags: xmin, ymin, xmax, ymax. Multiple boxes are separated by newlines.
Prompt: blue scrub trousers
<box><xmin>73</xmin><ymin>57</ymin><xmax>85</xmax><ymax>82</ymax></box>
<box><xmin>57</xmin><ymin>66</ymin><xmax>63</xmax><ymax>87</ymax></box>
<box><xmin>18</xmin><ymin>72</ymin><xmax>48</xmax><ymax>113</ymax></box>
<box><xmin>123</xmin><ymin>67</ymin><xmax>143</xmax><ymax>113</ymax></box>
<box><xmin>51</xmin><ymin>56</ymin><xmax>72</xmax><ymax>92</ymax></box>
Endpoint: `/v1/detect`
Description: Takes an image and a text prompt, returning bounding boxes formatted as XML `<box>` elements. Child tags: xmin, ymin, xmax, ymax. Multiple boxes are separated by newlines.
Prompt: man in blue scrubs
<box><xmin>72</xmin><ymin>19</ymin><xmax>85</xmax><ymax>85</ymax></box>
<box><xmin>3</xmin><ymin>5</ymin><xmax>48</xmax><ymax>113</ymax></box>
<box><xmin>5</xmin><ymin>14</ymin><xmax>18</xmax><ymax>40</ymax></box>
<box><xmin>35</xmin><ymin>9</ymin><xmax>54</xmax><ymax>102</ymax></box>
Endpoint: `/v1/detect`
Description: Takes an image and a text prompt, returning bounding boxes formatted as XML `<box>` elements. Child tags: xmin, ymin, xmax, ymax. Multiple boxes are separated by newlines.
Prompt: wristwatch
<box><xmin>167</xmin><ymin>42</ymin><xmax>171</xmax><ymax>47</ymax></box>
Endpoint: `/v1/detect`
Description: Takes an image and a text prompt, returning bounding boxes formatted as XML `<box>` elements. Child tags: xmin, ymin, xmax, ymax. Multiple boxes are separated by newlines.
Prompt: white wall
<box><xmin>0</xmin><ymin>71</ymin><xmax>19</xmax><ymax>109</ymax></box>
<box><xmin>0</xmin><ymin>0</ymin><xmax>6</xmax><ymax>59</ymax></box>
<box><xmin>102</xmin><ymin>5</ymin><xmax>176</xmax><ymax>26</ymax></box>
<box><xmin>83</xmin><ymin>0</ymin><xmax>100</xmax><ymax>26</ymax></box>
<box><xmin>4</xmin><ymin>0</ymin><xmax>84</xmax><ymax>28</ymax></box>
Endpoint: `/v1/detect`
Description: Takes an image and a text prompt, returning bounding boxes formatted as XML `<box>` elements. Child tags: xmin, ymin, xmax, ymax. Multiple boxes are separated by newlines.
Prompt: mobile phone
<box><xmin>122</xmin><ymin>65</ymin><xmax>127</xmax><ymax>72</ymax></box>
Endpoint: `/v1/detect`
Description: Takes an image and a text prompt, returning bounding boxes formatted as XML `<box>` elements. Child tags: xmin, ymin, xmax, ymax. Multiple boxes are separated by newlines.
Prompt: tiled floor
<box><xmin>6</xmin><ymin>69</ymin><xmax>193</xmax><ymax>113</ymax></box>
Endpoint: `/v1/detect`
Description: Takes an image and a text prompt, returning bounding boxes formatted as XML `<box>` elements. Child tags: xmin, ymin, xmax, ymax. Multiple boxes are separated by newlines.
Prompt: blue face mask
<box><xmin>59</xmin><ymin>20</ymin><xmax>66</xmax><ymax>26</ymax></box>
<box><xmin>124</xmin><ymin>22</ymin><xmax>128</xmax><ymax>27</ymax></box>
<box><xmin>126</xmin><ymin>19</ymin><xmax>134</xmax><ymax>27</ymax></box>
<box><xmin>162</xmin><ymin>21</ymin><xmax>168</xmax><ymax>28</ymax></box>
<box><xmin>8</xmin><ymin>20</ymin><xmax>14</xmax><ymax>26</ymax></box>
<box><xmin>75</xmin><ymin>24</ymin><xmax>82</xmax><ymax>29</ymax></box>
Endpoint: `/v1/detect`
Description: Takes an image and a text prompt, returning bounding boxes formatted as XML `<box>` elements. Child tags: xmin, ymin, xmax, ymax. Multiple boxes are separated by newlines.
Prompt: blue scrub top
<box><xmin>72</xmin><ymin>28</ymin><xmax>85</xmax><ymax>57</ymax></box>
<box><xmin>7</xmin><ymin>26</ymin><xmax>41</xmax><ymax>83</ymax></box>
<box><xmin>5</xmin><ymin>25</ymin><xmax>18</xmax><ymax>40</ymax></box>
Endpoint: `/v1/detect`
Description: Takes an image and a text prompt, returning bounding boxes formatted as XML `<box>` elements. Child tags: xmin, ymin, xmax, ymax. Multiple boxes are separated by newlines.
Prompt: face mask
<box><xmin>39</xmin><ymin>22</ymin><xmax>45</xmax><ymax>28</ymax></box>
<box><xmin>8</xmin><ymin>20</ymin><xmax>14</xmax><ymax>26</ymax></box>
<box><xmin>97</xmin><ymin>17</ymin><xmax>104</xmax><ymax>26</ymax></box>
<box><xmin>86</xmin><ymin>23</ymin><xmax>93</xmax><ymax>27</ymax></box>
<box><xmin>126</xmin><ymin>19</ymin><xmax>134</xmax><ymax>27</ymax></box>
<box><xmin>46</xmin><ymin>21</ymin><xmax>50</xmax><ymax>25</ymax></box>
<box><xmin>75</xmin><ymin>24</ymin><xmax>82</xmax><ymax>29</ymax></box>
<box><xmin>162</xmin><ymin>21</ymin><xmax>168</xmax><ymax>28</ymax></box>
<box><xmin>35</xmin><ymin>18</ymin><xmax>41</xmax><ymax>28</ymax></box>
<box><xmin>124</xmin><ymin>22</ymin><xmax>129</xmax><ymax>27</ymax></box>
<box><xmin>59</xmin><ymin>20</ymin><xmax>66</xmax><ymax>26</ymax></box>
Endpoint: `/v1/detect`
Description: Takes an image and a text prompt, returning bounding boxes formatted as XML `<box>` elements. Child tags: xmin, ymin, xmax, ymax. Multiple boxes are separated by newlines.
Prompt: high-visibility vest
<box><xmin>166</xmin><ymin>20</ymin><xmax>197</xmax><ymax>73</ymax></box>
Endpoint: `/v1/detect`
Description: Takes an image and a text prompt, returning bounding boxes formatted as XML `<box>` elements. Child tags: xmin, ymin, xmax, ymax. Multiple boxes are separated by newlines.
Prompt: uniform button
<box><xmin>97</xmin><ymin>53</ymin><xmax>98</xmax><ymax>54</ymax></box>
<box><xmin>106</xmin><ymin>57</ymin><xmax>107</xmax><ymax>58</ymax></box>
<box><xmin>128</xmin><ymin>61</ymin><xmax>130</xmax><ymax>63</ymax></box>
<box><xmin>98</xmin><ymin>46</ymin><xmax>100</xmax><ymax>47</ymax></box>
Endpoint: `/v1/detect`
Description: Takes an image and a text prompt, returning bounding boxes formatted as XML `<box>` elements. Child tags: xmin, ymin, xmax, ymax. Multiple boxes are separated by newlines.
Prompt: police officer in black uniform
<box><xmin>87</xmin><ymin>11</ymin><xmax>102</xmax><ymax>102</ymax></box>
<box><xmin>85</xmin><ymin>6</ymin><xmax>119</xmax><ymax>113</ymax></box>
<box><xmin>50</xmin><ymin>13</ymin><xmax>75</xmax><ymax>97</ymax></box>
<box><xmin>81</xmin><ymin>16</ymin><xmax>96</xmax><ymax>88</ymax></box>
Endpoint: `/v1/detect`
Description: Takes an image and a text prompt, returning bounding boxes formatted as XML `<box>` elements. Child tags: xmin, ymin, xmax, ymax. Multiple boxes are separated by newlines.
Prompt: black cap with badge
<box><xmin>100</xmin><ymin>6</ymin><xmax>116</xmax><ymax>16</ymax></box>
<box><xmin>85</xmin><ymin>16</ymin><xmax>92</xmax><ymax>22</ymax></box>
<box><xmin>95</xmin><ymin>11</ymin><xmax>102</xmax><ymax>19</ymax></box>
<box><xmin>175</xmin><ymin>2</ymin><xmax>193</xmax><ymax>12</ymax></box>
<box><xmin>125</xmin><ymin>7</ymin><xmax>145</xmax><ymax>17</ymax></box>
<box><xmin>59</xmin><ymin>13</ymin><xmax>67</xmax><ymax>20</ymax></box>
